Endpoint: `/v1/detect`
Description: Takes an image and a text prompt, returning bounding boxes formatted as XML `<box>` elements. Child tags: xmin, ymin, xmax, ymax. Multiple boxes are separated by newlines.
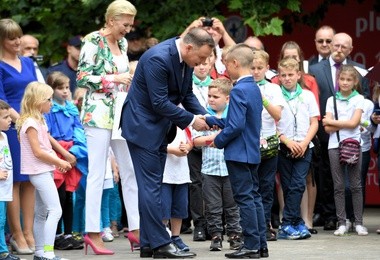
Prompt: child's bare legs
<box><xmin>7</xmin><ymin>181</ymin><xmax>35</xmax><ymax>250</ymax></box>
<box><xmin>169</xmin><ymin>218</ymin><xmax>182</xmax><ymax>236</ymax></box>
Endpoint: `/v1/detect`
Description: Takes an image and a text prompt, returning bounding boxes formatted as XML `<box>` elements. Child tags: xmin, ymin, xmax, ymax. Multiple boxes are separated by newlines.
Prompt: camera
<box><xmin>202</xmin><ymin>17</ymin><xmax>213</xmax><ymax>27</ymax></box>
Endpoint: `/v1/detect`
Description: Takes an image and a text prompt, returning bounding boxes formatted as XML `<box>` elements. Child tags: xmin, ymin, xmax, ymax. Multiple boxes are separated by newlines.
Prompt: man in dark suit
<box><xmin>207</xmin><ymin>44</ymin><xmax>267</xmax><ymax>259</ymax></box>
<box><xmin>309</xmin><ymin>32</ymin><xmax>370</xmax><ymax>231</ymax></box>
<box><xmin>121</xmin><ymin>27</ymin><xmax>214</xmax><ymax>258</ymax></box>
<box><xmin>308</xmin><ymin>25</ymin><xmax>335</xmax><ymax>66</ymax></box>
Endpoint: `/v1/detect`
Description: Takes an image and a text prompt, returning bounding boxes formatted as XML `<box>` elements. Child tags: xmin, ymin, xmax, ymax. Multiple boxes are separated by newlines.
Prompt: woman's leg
<box><xmin>84</xmin><ymin>126</ymin><xmax>110</xmax><ymax>248</ymax></box>
<box><xmin>111</xmin><ymin>140</ymin><xmax>139</xmax><ymax>238</ymax></box>
<box><xmin>20</xmin><ymin>181</ymin><xmax>35</xmax><ymax>248</ymax></box>
<box><xmin>7</xmin><ymin>182</ymin><xmax>29</xmax><ymax>249</ymax></box>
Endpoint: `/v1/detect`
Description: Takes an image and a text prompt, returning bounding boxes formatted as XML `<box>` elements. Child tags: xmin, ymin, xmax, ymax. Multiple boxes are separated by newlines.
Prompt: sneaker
<box><xmin>54</xmin><ymin>235</ymin><xmax>73</xmax><ymax>250</ymax></box>
<box><xmin>345</xmin><ymin>219</ymin><xmax>354</xmax><ymax>232</ymax></box>
<box><xmin>210</xmin><ymin>236</ymin><xmax>222</xmax><ymax>251</ymax></box>
<box><xmin>65</xmin><ymin>235</ymin><xmax>84</xmax><ymax>249</ymax></box>
<box><xmin>296</xmin><ymin>223</ymin><xmax>311</xmax><ymax>239</ymax></box>
<box><xmin>228</xmin><ymin>235</ymin><xmax>242</xmax><ymax>250</ymax></box>
<box><xmin>355</xmin><ymin>225</ymin><xmax>368</xmax><ymax>236</ymax></box>
<box><xmin>277</xmin><ymin>225</ymin><xmax>301</xmax><ymax>240</ymax></box>
<box><xmin>0</xmin><ymin>253</ymin><xmax>20</xmax><ymax>260</ymax></box>
<box><xmin>171</xmin><ymin>236</ymin><xmax>190</xmax><ymax>251</ymax></box>
<box><xmin>193</xmin><ymin>226</ymin><xmax>206</xmax><ymax>241</ymax></box>
<box><xmin>102</xmin><ymin>227</ymin><xmax>114</xmax><ymax>242</ymax></box>
<box><xmin>334</xmin><ymin>225</ymin><xmax>347</xmax><ymax>236</ymax></box>
<box><xmin>72</xmin><ymin>232</ymin><xmax>84</xmax><ymax>243</ymax></box>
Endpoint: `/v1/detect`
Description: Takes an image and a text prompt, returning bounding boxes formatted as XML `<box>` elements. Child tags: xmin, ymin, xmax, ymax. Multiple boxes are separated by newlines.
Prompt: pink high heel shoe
<box><xmin>84</xmin><ymin>234</ymin><xmax>114</xmax><ymax>255</ymax></box>
<box><xmin>127</xmin><ymin>232</ymin><xmax>140</xmax><ymax>252</ymax></box>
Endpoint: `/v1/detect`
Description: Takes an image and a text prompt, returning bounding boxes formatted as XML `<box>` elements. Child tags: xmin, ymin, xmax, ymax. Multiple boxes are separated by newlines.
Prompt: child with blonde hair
<box><xmin>16</xmin><ymin>82</ymin><xmax>73</xmax><ymax>260</ymax></box>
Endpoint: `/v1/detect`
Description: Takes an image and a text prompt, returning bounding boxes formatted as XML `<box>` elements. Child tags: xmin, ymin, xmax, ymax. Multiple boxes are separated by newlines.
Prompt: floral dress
<box><xmin>77</xmin><ymin>30</ymin><xmax>129</xmax><ymax>129</ymax></box>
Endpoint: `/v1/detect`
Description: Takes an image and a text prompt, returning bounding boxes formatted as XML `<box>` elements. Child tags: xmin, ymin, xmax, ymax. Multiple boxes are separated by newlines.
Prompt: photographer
<box><xmin>181</xmin><ymin>17</ymin><xmax>235</xmax><ymax>75</ymax></box>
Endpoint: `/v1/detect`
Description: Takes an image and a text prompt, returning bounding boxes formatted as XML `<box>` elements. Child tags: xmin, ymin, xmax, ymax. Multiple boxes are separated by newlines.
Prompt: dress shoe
<box><xmin>153</xmin><ymin>243</ymin><xmax>196</xmax><ymax>258</ymax></box>
<box><xmin>260</xmin><ymin>247</ymin><xmax>269</xmax><ymax>258</ymax></box>
<box><xmin>312</xmin><ymin>213</ymin><xmax>324</xmax><ymax>227</ymax></box>
<box><xmin>193</xmin><ymin>226</ymin><xmax>206</xmax><ymax>241</ymax></box>
<box><xmin>140</xmin><ymin>246</ymin><xmax>153</xmax><ymax>258</ymax></box>
<box><xmin>225</xmin><ymin>247</ymin><xmax>260</xmax><ymax>259</ymax></box>
<box><xmin>323</xmin><ymin>220</ymin><xmax>337</xmax><ymax>231</ymax></box>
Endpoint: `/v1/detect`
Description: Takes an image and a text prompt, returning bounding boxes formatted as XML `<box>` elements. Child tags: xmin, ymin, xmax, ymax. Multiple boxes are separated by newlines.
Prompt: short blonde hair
<box><xmin>252</xmin><ymin>50</ymin><xmax>270</xmax><ymax>64</ymax></box>
<box><xmin>105</xmin><ymin>0</ymin><xmax>137</xmax><ymax>22</ymax></box>
<box><xmin>47</xmin><ymin>71</ymin><xmax>70</xmax><ymax>90</ymax></box>
<box><xmin>278</xmin><ymin>57</ymin><xmax>300</xmax><ymax>72</ymax></box>
<box><xmin>226</xmin><ymin>43</ymin><xmax>254</xmax><ymax>68</ymax></box>
<box><xmin>209</xmin><ymin>78</ymin><xmax>233</xmax><ymax>96</ymax></box>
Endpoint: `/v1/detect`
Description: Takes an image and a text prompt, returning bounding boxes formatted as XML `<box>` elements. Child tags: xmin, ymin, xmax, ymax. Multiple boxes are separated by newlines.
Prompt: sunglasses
<box><xmin>316</xmin><ymin>39</ymin><xmax>332</xmax><ymax>44</ymax></box>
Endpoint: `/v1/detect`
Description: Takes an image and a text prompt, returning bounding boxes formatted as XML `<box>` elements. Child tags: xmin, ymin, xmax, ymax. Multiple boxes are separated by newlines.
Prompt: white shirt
<box><xmin>163</xmin><ymin>127</ymin><xmax>191</xmax><ymax>184</ymax></box>
<box><xmin>326</xmin><ymin>94</ymin><xmax>365</xmax><ymax>149</ymax></box>
<box><xmin>259</xmin><ymin>82</ymin><xmax>285</xmax><ymax>137</ymax></box>
<box><xmin>360</xmin><ymin>99</ymin><xmax>374</xmax><ymax>152</ymax></box>
<box><xmin>277</xmin><ymin>89</ymin><xmax>319</xmax><ymax>146</ymax></box>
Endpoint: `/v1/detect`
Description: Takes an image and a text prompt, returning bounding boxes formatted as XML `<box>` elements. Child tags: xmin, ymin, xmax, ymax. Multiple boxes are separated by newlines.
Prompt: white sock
<box><xmin>43</xmin><ymin>251</ymin><xmax>55</xmax><ymax>259</ymax></box>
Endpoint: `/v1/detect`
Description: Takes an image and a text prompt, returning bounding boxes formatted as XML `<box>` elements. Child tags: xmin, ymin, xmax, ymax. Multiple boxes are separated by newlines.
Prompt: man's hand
<box><xmin>192</xmin><ymin>115</ymin><xmax>210</xmax><ymax>131</ymax></box>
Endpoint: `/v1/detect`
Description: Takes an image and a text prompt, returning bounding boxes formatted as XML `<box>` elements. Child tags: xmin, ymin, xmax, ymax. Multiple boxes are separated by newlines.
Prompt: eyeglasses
<box><xmin>333</xmin><ymin>44</ymin><xmax>350</xmax><ymax>51</ymax></box>
<box><xmin>316</xmin><ymin>39</ymin><xmax>332</xmax><ymax>44</ymax></box>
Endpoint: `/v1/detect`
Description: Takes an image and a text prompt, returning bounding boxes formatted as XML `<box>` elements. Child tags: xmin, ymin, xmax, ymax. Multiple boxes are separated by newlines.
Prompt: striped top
<box><xmin>20</xmin><ymin>118</ymin><xmax>55</xmax><ymax>175</ymax></box>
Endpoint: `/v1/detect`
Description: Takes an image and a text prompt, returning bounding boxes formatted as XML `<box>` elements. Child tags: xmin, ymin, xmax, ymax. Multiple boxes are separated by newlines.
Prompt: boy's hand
<box><xmin>0</xmin><ymin>169</ymin><xmax>8</xmax><ymax>180</ymax></box>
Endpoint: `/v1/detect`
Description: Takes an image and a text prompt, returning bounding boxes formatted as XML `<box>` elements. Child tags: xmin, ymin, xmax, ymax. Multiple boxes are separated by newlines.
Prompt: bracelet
<box><xmin>283</xmin><ymin>138</ymin><xmax>289</xmax><ymax>145</ymax></box>
<box><xmin>278</xmin><ymin>133</ymin><xmax>284</xmax><ymax>138</ymax></box>
<box><xmin>262</xmin><ymin>98</ymin><xmax>270</xmax><ymax>108</ymax></box>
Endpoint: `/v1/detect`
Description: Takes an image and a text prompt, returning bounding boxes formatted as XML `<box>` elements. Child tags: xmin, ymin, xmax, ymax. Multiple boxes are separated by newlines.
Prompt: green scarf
<box><xmin>192</xmin><ymin>74</ymin><xmax>212</xmax><ymax>87</ymax></box>
<box><xmin>281</xmin><ymin>83</ymin><xmax>303</xmax><ymax>101</ymax></box>
<box><xmin>335</xmin><ymin>90</ymin><xmax>359</xmax><ymax>101</ymax></box>
<box><xmin>256</xmin><ymin>79</ymin><xmax>267</xmax><ymax>86</ymax></box>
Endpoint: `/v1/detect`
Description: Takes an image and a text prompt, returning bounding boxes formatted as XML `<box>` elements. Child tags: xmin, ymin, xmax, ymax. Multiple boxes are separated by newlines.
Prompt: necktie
<box><xmin>334</xmin><ymin>63</ymin><xmax>342</xmax><ymax>91</ymax></box>
<box><xmin>181</xmin><ymin>62</ymin><xmax>185</xmax><ymax>78</ymax></box>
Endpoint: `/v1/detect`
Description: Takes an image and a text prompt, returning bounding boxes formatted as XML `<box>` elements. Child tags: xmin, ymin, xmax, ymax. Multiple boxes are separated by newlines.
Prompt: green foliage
<box><xmin>0</xmin><ymin>0</ymin><xmax>303</xmax><ymax>64</ymax></box>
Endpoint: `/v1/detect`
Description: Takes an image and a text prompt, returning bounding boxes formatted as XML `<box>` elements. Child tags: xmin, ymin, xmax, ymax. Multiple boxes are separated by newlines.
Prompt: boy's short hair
<box><xmin>209</xmin><ymin>78</ymin><xmax>233</xmax><ymax>96</ymax></box>
<box><xmin>226</xmin><ymin>43</ymin><xmax>254</xmax><ymax>68</ymax></box>
<box><xmin>252</xmin><ymin>50</ymin><xmax>270</xmax><ymax>64</ymax></box>
<box><xmin>0</xmin><ymin>100</ymin><xmax>11</xmax><ymax>110</ymax></box>
<box><xmin>278</xmin><ymin>57</ymin><xmax>300</xmax><ymax>72</ymax></box>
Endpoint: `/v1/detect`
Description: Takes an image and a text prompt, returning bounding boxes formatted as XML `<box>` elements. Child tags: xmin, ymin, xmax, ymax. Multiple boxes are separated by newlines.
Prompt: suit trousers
<box><xmin>84</xmin><ymin>127</ymin><xmax>139</xmax><ymax>232</ymax></box>
<box><xmin>127</xmin><ymin>141</ymin><xmax>172</xmax><ymax>249</ymax></box>
<box><xmin>225</xmin><ymin>161</ymin><xmax>267</xmax><ymax>250</ymax></box>
<box><xmin>258</xmin><ymin>155</ymin><xmax>278</xmax><ymax>224</ymax></box>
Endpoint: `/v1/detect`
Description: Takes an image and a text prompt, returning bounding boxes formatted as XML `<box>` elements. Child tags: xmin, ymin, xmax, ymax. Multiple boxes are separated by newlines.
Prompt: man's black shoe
<box><xmin>153</xmin><ymin>243</ymin><xmax>196</xmax><ymax>258</ymax></box>
<box><xmin>140</xmin><ymin>246</ymin><xmax>153</xmax><ymax>258</ymax></box>
<box><xmin>313</xmin><ymin>213</ymin><xmax>325</xmax><ymax>227</ymax></box>
<box><xmin>225</xmin><ymin>247</ymin><xmax>260</xmax><ymax>259</ymax></box>
<box><xmin>260</xmin><ymin>247</ymin><xmax>269</xmax><ymax>258</ymax></box>
<box><xmin>193</xmin><ymin>226</ymin><xmax>206</xmax><ymax>241</ymax></box>
<box><xmin>323</xmin><ymin>220</ymin><xmax>336</xmax><ymax>230</ymax></box>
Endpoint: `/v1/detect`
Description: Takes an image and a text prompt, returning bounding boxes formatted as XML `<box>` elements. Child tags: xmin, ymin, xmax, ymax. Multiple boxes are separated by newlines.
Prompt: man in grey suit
<box><xmin>309</xmin><ymin>32</ymin><xmax>369</xmax><ymax>231</ymax></box>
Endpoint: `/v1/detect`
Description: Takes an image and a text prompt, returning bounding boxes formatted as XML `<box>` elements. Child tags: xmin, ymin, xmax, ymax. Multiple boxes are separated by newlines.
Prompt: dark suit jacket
<box><xmin>308</xmin><ymin>56</ymin><xmax>319</xmax><ymax>67</ymax></box>
<box><xmin>206</xmin><ymin>77</ymin><xmax>262</xmax><ymax>164</ymax></box>
<box><xmin>309</xmin><ymin>58</ymin><xmax>369</xmax><ymax>142</ymax></box>
<box><xmin>121</xmin><ymin>37</ymin><xmax>206</xmax><ymax>150</ymax></box>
